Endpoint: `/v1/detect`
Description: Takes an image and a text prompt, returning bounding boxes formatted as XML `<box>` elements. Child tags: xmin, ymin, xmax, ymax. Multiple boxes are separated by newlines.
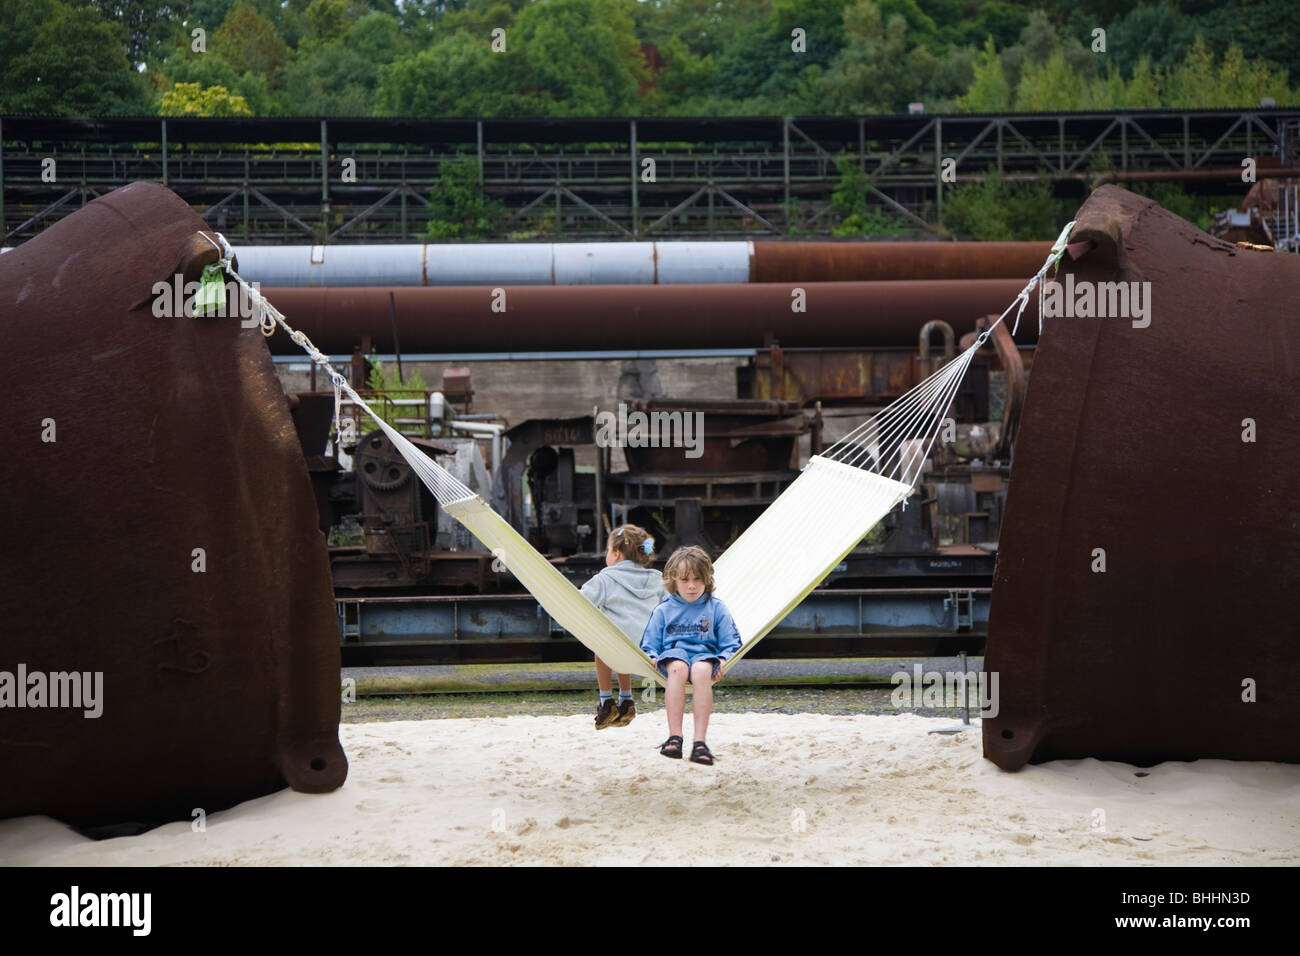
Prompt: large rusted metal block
<box><xmin>984</xmin><ymin>185</ymin><xmax>1300</xmax><ymax>770</ymax></box>
<box><xmin>1</xmin><ymin>182</ymin><xmax>347</xmax><ymax>825</ymax></box>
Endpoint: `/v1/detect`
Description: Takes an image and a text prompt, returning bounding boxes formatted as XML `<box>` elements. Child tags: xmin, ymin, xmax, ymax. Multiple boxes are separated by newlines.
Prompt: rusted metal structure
<box><xmin>258</xmin><ymin>279</ymin><xmax>1041</xmax><ymax>354</ymax></box>
<box><xmin>1</xmin><ymin>182</ymin><xmax>347</xmax><ymax>825</ymax></box>
<box><xmin>3</xmin><ymin>109</ymin><xmax>1295</xmax><ymax>242</ymax></box>
<box><xmin>984</xmin><ymin>185</ymin><xmax>1300</xmax><ymax>770</ymax></box>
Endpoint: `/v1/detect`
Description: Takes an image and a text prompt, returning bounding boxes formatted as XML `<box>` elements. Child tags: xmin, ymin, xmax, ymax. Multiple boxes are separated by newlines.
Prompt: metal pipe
<box><xmin>219</xmin><ymin>241</ymin><xmax>1053</xmax><ymax>287</ymax></box>
<box><xmin>1093</xmin><ymin>166</ymin><xmax>1300</xmax><ymax>185</ymax></box>
<box><xmin>258</xmin><ymin>279</ymin><xmax>1042</xmax><ymax>354</ymax></box>
<box><xmin>451</xmin><ymin>420</ymin><xmax>505</xmax><ymax>475</ymax></box>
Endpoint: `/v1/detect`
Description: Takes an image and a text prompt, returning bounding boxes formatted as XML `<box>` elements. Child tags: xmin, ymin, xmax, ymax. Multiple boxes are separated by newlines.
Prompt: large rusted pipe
<box><xmin>258</xmin><ymin>280</ymin><xmax>1042</xmax><ymax>354</ymax></box>
<box><xmin>748</xmin><ymin>242</ymin><xmax>1051</xmax><ymax>282</ymax></box>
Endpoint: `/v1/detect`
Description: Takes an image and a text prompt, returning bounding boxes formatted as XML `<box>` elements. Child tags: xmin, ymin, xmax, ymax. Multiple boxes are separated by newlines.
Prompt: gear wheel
<box><xmin>357</xmin><ymin>433</ymin><xmax>411</xmax><ymax>492</ymax></box>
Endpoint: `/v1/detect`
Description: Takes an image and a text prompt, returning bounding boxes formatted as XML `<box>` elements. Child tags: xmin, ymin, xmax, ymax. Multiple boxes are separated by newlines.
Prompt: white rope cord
<box><xmin>197</xmin><ymin>231</ymin><xmax>478</xmax><ymax>508</ymax></box>
<box><xmin>820</xmin><ymin>219</ymin><xmax>1074</xmax><ymax>490</ymax></box>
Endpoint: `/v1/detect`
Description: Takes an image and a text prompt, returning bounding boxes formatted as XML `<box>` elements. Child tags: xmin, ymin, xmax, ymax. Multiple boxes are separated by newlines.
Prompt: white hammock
<box><xmin>198</xmin><ymin>224</ymin><xmax>1073</xmax><ymax>684</ymax></box>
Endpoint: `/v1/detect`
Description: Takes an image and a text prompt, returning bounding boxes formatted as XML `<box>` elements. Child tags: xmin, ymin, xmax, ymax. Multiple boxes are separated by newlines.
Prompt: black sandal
<box><xmin>689</xmin><ymin>741</ymin><xmax>715</xmax><ymax>766</ymax></box>
<box><xmin>658</xmin><ymin>735</ymin><xmax>683</xmax><ymax>759</ymax></box>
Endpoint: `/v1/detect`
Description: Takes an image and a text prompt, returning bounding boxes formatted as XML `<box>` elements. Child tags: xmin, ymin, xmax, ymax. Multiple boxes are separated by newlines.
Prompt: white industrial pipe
<box><xmin>450</xmin><ymin>420</ymin><xmax>506</xmax><ymax>475</ymax></box>
<box><xmin>225</xmin><ymin>241</ymin><xmax>752</xmax><ymax>287</ymax></box>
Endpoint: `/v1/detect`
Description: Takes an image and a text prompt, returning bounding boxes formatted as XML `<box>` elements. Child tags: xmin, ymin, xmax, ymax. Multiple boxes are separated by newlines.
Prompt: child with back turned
<box><xmin>640</xmin><ymin>546</ymin><xmax>741</xmax><ymax>766</ymax></box>
<box><xmin>580</xmin><ymin>524</ymin><xmax>666</xmax><ymax>730</ymax></box>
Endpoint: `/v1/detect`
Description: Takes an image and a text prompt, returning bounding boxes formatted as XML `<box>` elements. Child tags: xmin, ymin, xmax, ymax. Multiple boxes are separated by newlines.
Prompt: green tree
<box><xmin>829</xmin><ymin>154</ymin><xmax>909</xmax><ymax>236</ymax></box>
<box><xmin>158</xmin><ymin>81</ymin><xmax>253</xmax><ymax>116</ymax></box>
<box><xmin>1014</xmin><ymin>49</ymin><xmax>1082</xmax><ymax>111</ymax></box>
<box><xmin>639</xmin><ymin>35</ymin><xmax>716</xmax><ymax>116</ymax></box>
<box><xmin>277</xmin><ymin>12</ymin><xmax>409</xmax><ymax>117</ymax></box>
<box><xmin>90</xmin><ymin>0</ymin><xmax>188</xmax><ymax>69</ymax></box>
<box><xmin>365</xmin><ymin>360</ymin><xmax>428</xmax><ymax>431</ymax></box>
<box><xmin>426</xmin><ymin>156</ymin><xmax>505</xmax><ymax>240</ymax></box>
<box><xmin>942</xmin><ymin>169</ymin><xmax>1069</xmax><ymax>241</ymax></box>
<box><xmin>957</xmin><ymin>36</ymin><xmax>1011</xmax><ymax>112</ymax></box>
<box><xmin>304</xmin><ymin>0</ymin><xmax>349</xmax><ymax>48</ymax></box>
<box><xmin>1162</xmin><ymin>37</ymin><xmax>1294</xmax><ymax>108</ymax></box>
<box><xmin>159</xmin><ymin>46</ymin><xmax>274</xmax><ymax>114</ymax></box>
<box><xmin>213</xmin><ymin>1</ymin><xmax>290</xmax><ymax>89</ymax></box>
<box><xmin>375</xmin><ymin>31</ymin><xmax>504</xmax><ymax>116</ymax></box>
<box><xmin>507</xmin><ymin>0</ymin><xmax>648</xmax><ymax>116</ymax></box>
<box><xmin>0</xmin><ymin>0</ymin><xmax>144</xmax><ymax>113</ymax></box>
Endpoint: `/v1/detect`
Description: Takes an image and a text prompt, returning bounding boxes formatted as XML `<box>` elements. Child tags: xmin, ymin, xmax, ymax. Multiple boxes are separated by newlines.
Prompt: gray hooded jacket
<box><xmin>580</xmin><ymin>560</ymin><xmax>667</xmax><ymax>642</ymax></box>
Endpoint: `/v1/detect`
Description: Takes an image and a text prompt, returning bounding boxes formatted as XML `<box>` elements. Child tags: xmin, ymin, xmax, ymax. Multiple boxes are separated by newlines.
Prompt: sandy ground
<box><xmin>3</xmin><ymin>712</ymin><xmax>1298</xmax><ymax>866</ymax></box>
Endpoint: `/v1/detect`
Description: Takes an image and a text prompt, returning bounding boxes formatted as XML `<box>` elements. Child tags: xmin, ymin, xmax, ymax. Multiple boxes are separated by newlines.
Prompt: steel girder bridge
<box><xmin>2</xmin><ymin>109</ymin><xmax>1297</xmax><ymax>244</ymax></box>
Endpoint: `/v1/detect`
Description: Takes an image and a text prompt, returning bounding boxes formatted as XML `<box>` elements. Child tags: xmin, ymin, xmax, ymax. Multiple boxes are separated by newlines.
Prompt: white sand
<box><xmin>3</xmin><ymin>713</ymin><xmax>1298</xmax><ymax>866</ymax></box>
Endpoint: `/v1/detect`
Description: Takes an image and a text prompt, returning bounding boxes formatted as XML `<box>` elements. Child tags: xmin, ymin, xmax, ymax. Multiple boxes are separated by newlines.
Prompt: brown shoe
<box><xmin>594</xmin><ymin>698</ymin><xmax>618</xmax><ymax>730</ymax></box>
<box><xmin>612</xmin><ymin>697</ymin><xmax>636</xmax><ymax>727</ymax></box>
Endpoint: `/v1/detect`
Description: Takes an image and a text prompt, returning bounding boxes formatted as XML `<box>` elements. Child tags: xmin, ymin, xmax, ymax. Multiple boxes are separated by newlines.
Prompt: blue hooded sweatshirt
<box><xmin>640</xmin><ymin>592</ymin><xmax>742</xmax><ymax>665</ymax></box>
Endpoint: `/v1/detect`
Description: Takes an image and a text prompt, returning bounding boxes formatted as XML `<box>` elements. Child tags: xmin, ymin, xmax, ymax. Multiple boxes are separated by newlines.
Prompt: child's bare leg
<box><xmin>594</xmin><ymin>655</ymin><xmax>613</xmax><ymax>694</ymax></box>
<box><xmin>665</xmin><ymin>660</ymin><xmax>689</xmax><ymax>738</ymax></box>
<box><xmin>617</xmin><ymin>672</ymin><xmax>632</xmax><ymax>694</ymax></box>
<box><xmin>689</xmin><ymin>660</ymin><xmax>715</xmax><ymax>741</ymax></box>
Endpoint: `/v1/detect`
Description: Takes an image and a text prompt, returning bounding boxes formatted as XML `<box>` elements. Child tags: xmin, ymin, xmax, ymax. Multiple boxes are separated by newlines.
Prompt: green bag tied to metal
<box><xmin>194</xmin><ymin>263</ymin><xmax>226</xmax><ymax>316</ymax></box>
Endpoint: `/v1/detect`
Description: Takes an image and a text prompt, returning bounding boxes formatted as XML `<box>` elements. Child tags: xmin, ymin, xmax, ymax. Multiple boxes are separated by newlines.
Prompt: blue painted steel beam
<box><xmin>336</xmin><ymin>588</ymin><xmax>990</xmax><ymax>646</ymax></box>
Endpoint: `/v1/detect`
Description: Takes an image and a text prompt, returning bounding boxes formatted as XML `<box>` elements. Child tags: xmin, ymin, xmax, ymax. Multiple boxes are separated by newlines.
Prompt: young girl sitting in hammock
<box><xmin>640</xmin><ymin>546</ymin><xmax>741</xmax><ymax>766</ymax></box>
<box><xmin>580</xmin><ymin>524</ymin><xmax>666</xmax><ymax>730</ymax></box>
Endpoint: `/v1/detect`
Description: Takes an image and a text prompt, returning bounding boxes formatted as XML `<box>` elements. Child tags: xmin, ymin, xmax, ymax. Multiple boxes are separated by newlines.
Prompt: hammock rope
<box><xmin>195</xmin><ymin>222</ymin><xmax>1075</xmax><ymax>681</ymax></box>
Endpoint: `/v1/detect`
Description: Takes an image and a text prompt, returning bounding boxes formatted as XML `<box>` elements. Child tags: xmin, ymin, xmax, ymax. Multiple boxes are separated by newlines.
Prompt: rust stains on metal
<box><xmin>1</xmin><ymin>181</ymin><xmax>347</xmax><ymax>825</ymax></box>
<box><xmin>749</xmin><ymin>241</ymin><xmax>1052</xmax><ymax>282</ymax></box>
<box><xmin>984</xmin><ymin>184</ymin><xmax>1300</xmax><ymax>771</ymax></box>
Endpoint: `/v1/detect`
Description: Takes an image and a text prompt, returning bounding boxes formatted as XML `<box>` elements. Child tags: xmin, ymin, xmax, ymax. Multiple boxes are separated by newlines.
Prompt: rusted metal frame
<box><xmin>1001</xmin><ymin>120</ymin><xmax>1061</xmax><ymax>174</ymax></box>
<box><xmin>327</xmin><ymin>186</ymin><xmax>403</xmax><ymax>240</ymax></box>
<box><xmin>249</xmin><ymin>188</ymin><xmax>318</xmax><ymax>239</ymax></box>
<box><xmin>630</xmin><ymin>119</ymin><xmax>638</xmax><ymax>239</ymax></box>
<box><xmin>503</xmin><ymin>186</ymin><xmax>557</xmax><ymax>224</ymax></box>
<box><xmin>4</xmin><ymin>188</ymin><xmax>78</xmax><ymax>240</ymax></box>
<box><xmin>555</xmin><ymin>183</ymin><xmax>634</xmax><ymax>238</ymax></box>
<box><xmin>476</xmin><ymin>120</ymin><xmax>484</xmax><ymax>186</ymax></box>
<box><xmin>788</xmin><ymin>122</ymin><xmax>840</xmax><ymax>164</ymax></box>
<box><xmin>870</xmin><ymin>118</ymin><xmax>935</xmax><ymax>177</ymax></box>
<box><xmin>198</xmin><ymin>190</ymin><xmax>243</xmax><ymax>227</ymax></box>
<box><xmin>1191</xmin><ymin>114</ymin><xmax>1244</xmax><ymax>169</ymax></box>
<box><xmin>868</xmin><ymin>185</ymin><xmax>936</xmax><ymax>233</ymax></box>
<box><xmin>790</xmin><ymin>119</ymin><xmax>936</xmax><ymax>231</ymax></box>
<box><xmin>320</xmin><ymin>119</ymin><xmax>329</xmax><ymax>242</ymax></box>
<box><xmin>713</xmin><ymin>185</ymin><xmax>780</xmax><ymax>233</ymax></box>
<box><xmin>401</xmin><ymin>184</ymin><xmax>430</xmax><ymax>209</ymax></box>
<box><xmin>642</xmin><ymin>185</ymin><xmax>708</xmax><ymax>234</ymax></box>
<box><xmin>1121</xmin><ymin>115</ymin><xmax>1183</xmax><ymax>170</ymax></box>
<box><xmin>783</xmin><ymin>118</ymin><xmax>790</xmax><ymax>226</ymax></box>
<box><xmin>949</xmin><ymin>118</ymin><xmax>998</xmax><ymax>172</ymax></box>
<box><xmin>1244</xmin><ymin>112</ymin><xmax>1282</xmax><ymax>153</ymax></box>
<box><xmin>935</xmin><ymin>117</ymin><xmax>943</xmax><ymax>221</ymax></box>
<box><xmin>1064</xmin><ymin>117</ymin><xmax>1119</xmax><ymax>173</ymax></box>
